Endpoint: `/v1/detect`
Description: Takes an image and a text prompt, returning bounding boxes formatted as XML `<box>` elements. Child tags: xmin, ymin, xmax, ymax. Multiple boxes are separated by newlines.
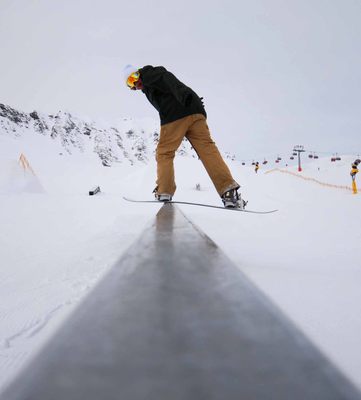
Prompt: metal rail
<box><xmin>1</xmin><ymin>204</ymin><xmax>360</xmax><ymax>400</ymax></box>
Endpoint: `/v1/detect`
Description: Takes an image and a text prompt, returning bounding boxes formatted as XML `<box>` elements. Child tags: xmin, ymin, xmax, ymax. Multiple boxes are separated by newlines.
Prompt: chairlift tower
<box><xmin>293</xmin><ymin>145</ymin><xmax>305</xmax><ymax>172</ymax></box>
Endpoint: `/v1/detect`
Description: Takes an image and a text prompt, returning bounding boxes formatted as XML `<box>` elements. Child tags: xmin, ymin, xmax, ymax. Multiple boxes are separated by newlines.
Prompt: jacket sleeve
<box><xmin>141</xmin><ymin>67</ymin><xmax>192</xmax><ymax>106</ymax></box>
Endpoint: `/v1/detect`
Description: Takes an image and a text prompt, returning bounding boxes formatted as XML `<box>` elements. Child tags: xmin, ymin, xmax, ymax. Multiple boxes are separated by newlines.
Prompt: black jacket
<box><xmin>139</xmin><ymin>65</ymin><xmax>207</xmax><ymax>125</ymax></box>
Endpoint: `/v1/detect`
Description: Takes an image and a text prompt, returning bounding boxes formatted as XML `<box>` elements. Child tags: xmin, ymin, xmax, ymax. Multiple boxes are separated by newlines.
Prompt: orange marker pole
<box><xmin>352</xmin><ymin>177</ymin><xmax>358</xmax><ymax>194</ymax></box>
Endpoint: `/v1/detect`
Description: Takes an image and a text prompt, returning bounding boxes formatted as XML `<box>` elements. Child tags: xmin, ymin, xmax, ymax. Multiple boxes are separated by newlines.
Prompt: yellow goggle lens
<box><xmin>126</xmin><ymin>71</ymin><xmax>140</xmax><ymax>88</ymax></box>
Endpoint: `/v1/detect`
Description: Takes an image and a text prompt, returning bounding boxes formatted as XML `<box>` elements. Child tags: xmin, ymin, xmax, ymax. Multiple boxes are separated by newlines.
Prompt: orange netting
<box><xmin>19</xmin><ymin>153</ymin><xmax>36</xmax><ymax>175</ymax></box>
<box><xmin>265</xmin><ymin>168</ymin><xmax>353</xmax><ymax>192</ymax></box>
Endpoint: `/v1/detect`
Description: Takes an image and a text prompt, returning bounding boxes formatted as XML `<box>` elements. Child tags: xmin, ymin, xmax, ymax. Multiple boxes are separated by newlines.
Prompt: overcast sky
<box><xmin>1</xmin><ymin>0</ymin><xmax>361</xmax><ymax>160</ymax></box>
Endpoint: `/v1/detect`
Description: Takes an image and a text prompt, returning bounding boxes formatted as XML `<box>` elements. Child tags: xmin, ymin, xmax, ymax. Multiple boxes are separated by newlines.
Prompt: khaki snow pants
<box><xmin>156</xmin><ymin>114</ymin><xmax>239</xmax><ymax>196</ymax></box>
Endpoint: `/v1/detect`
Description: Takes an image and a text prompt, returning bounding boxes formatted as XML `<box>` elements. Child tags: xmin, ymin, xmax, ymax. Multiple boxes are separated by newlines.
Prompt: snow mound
<box><xmin>0</xmin><ymin>156</ymin><xmax>45</xmax><ymax>194</ymax></box>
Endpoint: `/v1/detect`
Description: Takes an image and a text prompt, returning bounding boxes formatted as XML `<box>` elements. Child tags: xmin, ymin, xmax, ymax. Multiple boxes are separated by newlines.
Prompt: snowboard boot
<box><xmin>156</xmin><ymin>194</ymin><xmax>172</xmax><ymax>202</ymax></box>
<box><xmin>221</xmin><ymin>188</ymin><xmax>247</xmax><ymax>209</ymax></box>
<box><xmin>153</xmin><ymin>187</ymin><xmax>172</xmax><ymax>202</ymax></box>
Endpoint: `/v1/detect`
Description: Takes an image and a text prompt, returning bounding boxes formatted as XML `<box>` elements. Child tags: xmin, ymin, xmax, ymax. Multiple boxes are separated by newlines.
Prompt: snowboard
<box><xmin>123</xmin><ymin>197</ymin><xmax>278</xmax><ymax>214</ymax></box>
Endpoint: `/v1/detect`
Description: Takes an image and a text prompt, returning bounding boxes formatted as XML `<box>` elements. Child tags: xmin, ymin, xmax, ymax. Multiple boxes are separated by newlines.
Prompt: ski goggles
<box><xmin>126</xmin><ymin>71</ymin><xmax>140</xmax><ymax>89</ymax></box>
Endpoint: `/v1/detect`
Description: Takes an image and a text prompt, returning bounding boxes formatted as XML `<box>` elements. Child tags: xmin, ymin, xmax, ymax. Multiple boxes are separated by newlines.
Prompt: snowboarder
<box><xmin>350</xmin><ymin>159</ymin><xmax>360</xmax><ymax>194</ymax></box>
<box><xmin>350</xmin><ymin>159</ymin><xmax>360</xmax><ymax>180</ymax></box>
<box><xmin>255</xmin><ymin>162</ymin><xmax>260</xmax><ymax>174</ymax></box>
<box><xmin>123</xmin><ymin>65</ymin><xmax>245</xmax><ymax>209</ymax></box>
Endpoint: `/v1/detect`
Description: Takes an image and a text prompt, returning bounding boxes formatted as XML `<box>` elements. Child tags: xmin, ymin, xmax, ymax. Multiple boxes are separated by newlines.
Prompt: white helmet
<box><xmin>122</xmin><ymin>64</ymin><xmax>138</xmax><ymax>82</ymax></box>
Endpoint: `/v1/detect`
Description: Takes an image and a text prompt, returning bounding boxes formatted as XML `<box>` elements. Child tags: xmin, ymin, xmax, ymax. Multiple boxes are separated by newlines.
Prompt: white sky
<box><xmin>1</xmin><ymin>0</ymin><xmax>361</xmax><ymax>159</ymax></box>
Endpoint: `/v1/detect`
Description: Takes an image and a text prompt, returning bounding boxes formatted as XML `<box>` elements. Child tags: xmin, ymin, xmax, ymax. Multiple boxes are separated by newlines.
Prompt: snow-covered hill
<box><xmin>0</xmin><ymin>103</ymin><xmax>361</xmax><ymax>395</ymax></box>
<box><xmin>0</xmin><ymin>103</ymin><xmax>201</xmax><ymax>167</ymax></box>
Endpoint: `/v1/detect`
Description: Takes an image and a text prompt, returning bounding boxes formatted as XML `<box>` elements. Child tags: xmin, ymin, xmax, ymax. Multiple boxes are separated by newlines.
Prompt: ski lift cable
<box><xmin>238</xmin><ymin>148</ymin><xmax>360</xmax><ymax>164</ymax></box>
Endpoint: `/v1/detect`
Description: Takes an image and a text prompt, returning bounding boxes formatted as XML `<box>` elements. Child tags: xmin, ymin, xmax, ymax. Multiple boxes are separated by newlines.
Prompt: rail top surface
<box><xmin>1</xmin><ymin>204</ymin><xmax>360</xmax><ymax>400</ymax></box>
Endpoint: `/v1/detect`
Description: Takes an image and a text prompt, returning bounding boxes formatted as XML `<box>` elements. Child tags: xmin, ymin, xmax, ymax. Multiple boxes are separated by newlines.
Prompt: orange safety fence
<box><xmin>19</xmin><ymin>153</ymin><xmax>36</xmax><ymax>175</ymax></box>
<box><xmin>265</xmin><ymin>168</ymin><xmax>353</xmax><ymax>192</ymax></box>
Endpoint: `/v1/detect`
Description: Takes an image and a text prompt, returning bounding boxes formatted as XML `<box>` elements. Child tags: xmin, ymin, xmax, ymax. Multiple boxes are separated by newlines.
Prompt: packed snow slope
<box><xmin>1</xmin><ymin>115</ymin><xmax>361</xmax><ymax>392</ymax></box>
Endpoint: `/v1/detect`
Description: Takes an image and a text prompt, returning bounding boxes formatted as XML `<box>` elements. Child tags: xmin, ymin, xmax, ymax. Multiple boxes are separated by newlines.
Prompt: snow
<box><xmin>176</xmin><ymin>156</ymin><xmax>361</xmax><ymax>389</ymax></box>
<box><xmin>0</xmin><ymin>132</ymin><xmax>361</xmax><ymax>392</ymax></box>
